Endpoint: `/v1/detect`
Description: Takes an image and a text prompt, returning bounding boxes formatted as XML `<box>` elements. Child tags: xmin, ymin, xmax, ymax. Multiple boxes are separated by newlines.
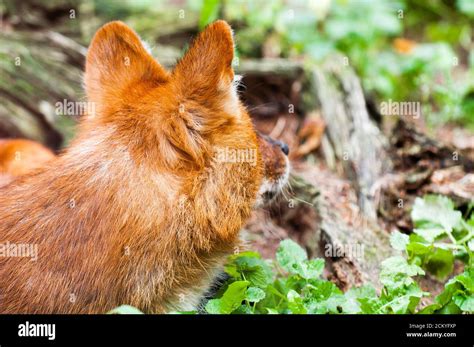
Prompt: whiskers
<box><xmin>275</xmin><ymin>178</ymin><xmax>315</xmax><ymax>210</ymax></box>
<box><xmin>232</xmin><ymin>74</ymin><xmax>245</xmax><ymax>93</ymax></box>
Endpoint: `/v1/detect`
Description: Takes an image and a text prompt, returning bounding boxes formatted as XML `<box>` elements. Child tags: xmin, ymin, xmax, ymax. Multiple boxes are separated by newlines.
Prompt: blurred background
<box><xmin>1</xmin><ymin>0</ymin><xmax>473</xmax><ymax>146</ymax></box>
<box><xmin>0</xmin><ymin>0</ymin><xmax>473</xmax><ymax>292</ymax></box>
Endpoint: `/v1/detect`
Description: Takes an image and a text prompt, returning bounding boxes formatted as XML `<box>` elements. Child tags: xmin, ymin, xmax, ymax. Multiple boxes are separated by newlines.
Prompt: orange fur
<box><xmin>0</xmin><ymin>21</ymin><xmax>288</xmax><ymax>313</ymax></box>
<box><xmin>0</xmin><ymin>139</ymin><xmax>56</xmax><ymax>187</ymax></box>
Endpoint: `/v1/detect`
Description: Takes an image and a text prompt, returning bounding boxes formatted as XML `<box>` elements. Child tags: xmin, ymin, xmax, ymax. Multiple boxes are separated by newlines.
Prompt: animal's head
<box><xmin>83</xmin><ymin>20</ymin><xmax>288</xmax><ymax>210</ymax></box>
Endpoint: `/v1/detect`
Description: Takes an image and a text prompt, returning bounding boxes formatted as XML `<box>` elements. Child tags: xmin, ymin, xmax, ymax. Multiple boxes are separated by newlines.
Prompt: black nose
<box><xmin>259</xmin><ymin>132</ymin><xmax>290</xmax><ymax>156</ymax></box>
<box><xmin>278</xmin><ymin>141</ymin><xmax>289</xmax><ymax>156</ymax></box>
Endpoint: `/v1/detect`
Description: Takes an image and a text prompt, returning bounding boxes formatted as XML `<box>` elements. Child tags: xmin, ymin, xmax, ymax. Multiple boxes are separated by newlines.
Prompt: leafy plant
<box><xmin>203</xmin><ymin>195</ymin><xmax>472</xmax><ymax>314</ymax></box>
<box><xmin>204</xmin><ymin>239</ymin><xmax>433</xmax><ymax>314</ymax></box>
<box><xmin>389</xmin><ymin>195</ymin><xmax>473</xmax><ymax>313</ymax></box>
<box><xmin>191</xmin><ymin>0</ymin><xmax>474</xmax><ymax>128</ymax></box>
<box><xmin>420</xmin><ymin>268</ymin><xmax>474</xmax><ymax>313</ymax></box>
<box><xmin>394</xmin><ymin>195</ymin><xmax>473</xmax><ymax>279</ymax></box>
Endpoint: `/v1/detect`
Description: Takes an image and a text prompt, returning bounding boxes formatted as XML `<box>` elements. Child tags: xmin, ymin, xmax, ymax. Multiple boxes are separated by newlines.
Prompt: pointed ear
<box><xmin>172</xmin><ymin>20</ymin><xmax>237</xmax><ymax>112</ymax></box>
<box><xmin>85</xmin><ymin>21</ymin><xmax>168</xmax><ymax>115</ymax></box>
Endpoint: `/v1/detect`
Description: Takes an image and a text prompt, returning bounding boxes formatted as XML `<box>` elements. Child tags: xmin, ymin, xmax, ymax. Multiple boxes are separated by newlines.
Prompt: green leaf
<box><xmin>411</xmin><ymin>195</ymin><xmax>462</xmax><ymax>232</ymax></box>
<box><xmin>205</xmin><ymin>300</ymin><xmax>223</xmax><ymax>314</ymax></box>
<box><xmin>309</xmin><ymin>294</ymin><xmax>346</xmax><ymax>314</ymax></box>
<box><xmin>304</xmin><ymin>258</ymin><xmax>325</xmax><ymax>278</ymax></box>
<box><xmin>435</xmin><ymin>280</ymin><xmax>461</xmax><ymax>307</ymax></box>
<box><xmin>457</xmin><ymin>0</ymin><xmax>474</xmax><ymax>17</ymax></box>
<box><xmin>205</xmin><ymin>281</ymin><xmax>249</xmax><ymax>314</ymax></box>
<box><xmin>342</xmin><ymin>285</ymin><xmax>377</xmax><ymax>314</ymax></box>
<box><xmin>380</xmin><ymin>256</ymin><xmax>425</xmax><ymax>289</ymax></box>
<box><xmin>225</xmin><ymin>252</ymin><xmax>273</xmax><ymax>288</ymax></box>
<box><xmin>423</xmin><ymin>247</ymin><xmax>454</xmax><ymax>280</ymax></box>
<box><xmin>390</xmin><ymin>231</ymin><xmax>409</xmax><ymax>251</ymax></box>
<box><xmin>301</xmin><ymin>280</ymin><xmax>344</xmax><ymax>314</ymax></box>
<box><xmin>275</xmin><ymin>240</ymin><xmax>325</xmax><ymax>280</ymax></box>
<box><xmin>359</xmin><ymin>299</ymin><xmax>380</xmax><ymax>314</ymax></box>
<box><xmin>107</xmin><ymin>305</ymin><xmax>144</xmax><ymax>314</ymax></box>
<box><xmin>233</xmin><ymin>305</ymin><xmax>253</xmax><ymax>314</ymax></box>
<box><xmin>266</xmin><ymin>283</ymin><xmax>287</xmax><ymax>300</ymax></box>
<box><xmin>454</xmin><ymin>268</ymin><xmax>474</xmax><ymax>292</ymax></box>
<box><xmin>418</xmin><ymin>303</ymin><xmax>442</xmax><ymax>314</ymax></box>
<box><xmin>413</xmin><ymin>227</ymin><xmax>446</xmax><ymax>243</ymax></box>
<box><xmin>246</xmin><ymin>287</ymin><xmax>266</xmax><ymax>303</ymax></box>
<box><xmin>296</xmin><ymin>258</ymin><xmax>325</xmax><ymax>280</ymax></box>
<box><xmin>287</xmin><ymin>289</ymin><xmax>307</xmax><ymax>314</ymax></box>
<box><xmin>453</xmin><ymin>293</ymin><xmax>474</xmax><ymax>312</ymax></box>
<box><xmin>276</xmin><ymin>239</ymin><xmax>308</xmax><ymax>273</ymax></box>
<box><xmin>406</xmin><ymin>234</ymin><xmax>432</xmax><ymax>257</ymax></box>
<box><xmin>198</xmin><ymin>0</ymin><xmax>220</xmax><ymax>29</ymax></box>
<box><xmin>381</xmin><ymin>284</ymin><xmax>425</xmax><ymax>314</ymax></box>
<box><xmin>429</xmin><ymin>268</ymin><xmax>474</xmax><ymax>313</ymax></box>
<box><xmin>438</xmin><ymin>301</ymin><xmax>463</xmax><ymax>314</ymax></box>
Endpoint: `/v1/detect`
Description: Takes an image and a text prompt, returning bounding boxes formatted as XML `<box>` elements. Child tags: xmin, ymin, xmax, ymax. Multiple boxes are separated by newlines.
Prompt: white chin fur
<box><xmin>254</xmin><ymin>156</ymin><xmax>290</xmax><ymax>208</ymax></box>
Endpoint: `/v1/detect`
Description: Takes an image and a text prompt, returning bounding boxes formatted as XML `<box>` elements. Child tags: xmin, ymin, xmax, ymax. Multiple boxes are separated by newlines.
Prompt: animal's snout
<box><xmin>254</xmin><ymin>131</ymin><xmax>290</xmax><ymax>207</ymax></box>
<box><xmin>260</xmin><ymin>133</ymin><xmax>289</xmax><ymax>156</ymax></box>
<box><xmin>276</xmin><ymin>140</ymin><xmax>289</xmax><ymax>156</ymax></box>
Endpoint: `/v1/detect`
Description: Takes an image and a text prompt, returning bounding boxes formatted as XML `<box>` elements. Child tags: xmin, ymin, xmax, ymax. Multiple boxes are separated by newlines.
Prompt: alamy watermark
<box><xmin>55</xmin><ymin>99</ymin><xmax>96</xmax><ymax>117</ymax></box>
<box><xmin>0</xmin><ymin>241</ymin><xmax>38</xmax><ymax>261</ymax></box>
<box><xmin>380</xmin><ymin>99</ymin><xmax>421</xmax><ymax>119</ymax></box>
<box><xmin>18</xmin><ymin>321</ymin><xmax>55</xmax><ymax>341</ymax></box>
<box><xmin>215</xmin><ymin>147</ymin><xmax>257</xmax><ymax>166</ymax></box>
<box><xmin>324</xmin><ymin>243</ymin><xmax>365</xmax><ymax>260</ymax></box>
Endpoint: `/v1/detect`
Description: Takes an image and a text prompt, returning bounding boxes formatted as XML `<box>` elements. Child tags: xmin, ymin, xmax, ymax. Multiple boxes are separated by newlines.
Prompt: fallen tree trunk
<box><xmin>294</xmin><ymin>165</ymin><xmax>394</xmax><ymax>290</ymax></box>
<box><xmin>311</xmin><ymin>56</ymin><xmax>393</xmax><ymax>220</ymax></box>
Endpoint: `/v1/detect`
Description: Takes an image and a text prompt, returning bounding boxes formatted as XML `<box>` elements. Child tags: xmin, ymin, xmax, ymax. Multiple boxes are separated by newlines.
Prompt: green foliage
<box><xmin>190</xmin><ymin>0</ymin><xmax>474</xmax><ymax>128</ymax></box>
<box><xmin>420</xmin><ymin>268</ymin><xmax>474</xmax><ymax>313</ymax></box>
<box><xmin>204</xmin><ymin>195</ymin><xmax>473</xmax><ymax>314</ymax></box>
<box><xmin>457</xmin><ymin>0</ymin><xmax>474</xmax><ymax>17</ymax></box>
<box><xmin>205</xmin><ymin>281</ymin><xmax>250</xmax><ymax>314</ymax></box>
<box><xmin>196</xmin><ymin>0</ymin><xmax>220</xmax><ymax>29</ymax></box>
<box><xmin>92</xmin><ymin>0</ymin><xmax>474</xmax><ymax>128</ymax></box>
<box><xmin>389</xmin><ymin>195</ymin><xmax>474</xmax><ymax>314</ymax></box>
<box><xmin>224</xmin><ymin>251</ymin><xmax>273</xmax><ymax>288</ymax></box>
<box><xmin>401</xmin><ymin>195</ymin><xmax>474</xmax><ymax>280</ymax></box>
<box><xmin>204</xmin><ymin>239</ymin><xmax>431</xmax><ymax>314</ymax></box>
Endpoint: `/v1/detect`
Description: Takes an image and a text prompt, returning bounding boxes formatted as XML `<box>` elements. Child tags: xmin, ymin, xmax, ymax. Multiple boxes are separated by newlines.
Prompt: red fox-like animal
<box><xmin>0</xmin><ymin>20</ymin><xmax>289</xmax><ymax>313</ymax></box>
